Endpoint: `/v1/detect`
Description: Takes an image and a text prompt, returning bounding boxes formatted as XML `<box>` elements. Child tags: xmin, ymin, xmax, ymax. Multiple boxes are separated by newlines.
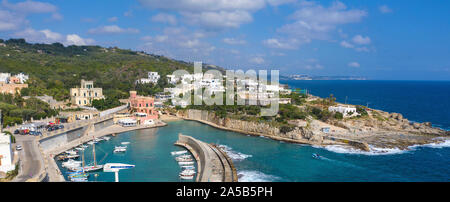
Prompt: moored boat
<box><xmin>171</xmin><ymin>150</ymin><xmax>187</xmax><ymax>156</ymax></box>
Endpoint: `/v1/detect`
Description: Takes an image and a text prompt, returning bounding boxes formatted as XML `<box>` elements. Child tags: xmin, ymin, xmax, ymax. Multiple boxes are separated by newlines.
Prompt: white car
<box><xmin>16</xmin><ymin>145</ymin><xmax>22</xmax><ymax>151</ymax></box>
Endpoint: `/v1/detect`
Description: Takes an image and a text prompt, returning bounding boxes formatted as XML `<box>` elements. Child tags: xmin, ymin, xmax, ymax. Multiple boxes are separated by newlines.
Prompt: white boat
<box><xmin>176</xmin><ymin>156</ymin><xmax>193</xmax><ymax>162</ymax></box>
<box><xmin>180</xmin><ymin>169</ymin><xmax>196</xmax><ymax>175</ymax></box>
<box><xmin>178</xmin><ymin>161</ymin><xmax>194</xmax><ymax>166</ymax></box>
<box><xmin>181</xmin><ymin>165</ymin><xmax>195</xmax><ymax>170</ymax></box>
<box><xmin>115</xmin><ymin>146</ymin><xmax>127</xmax><ymax>149</ymax></box>
<box><xmin>179</xmin><ymin>173</ymin><xmax>195</xmax><ymax>180</ymax></box>
<box><xmin>65</xmin><ymin>150</ymin><xmax>77</xmax><ymax>155</ymax></box>
<box><xmin>113</xmin><ymin>148</ymin><xmax>126</xmax><ymax>153</ymax></box>
<box><xmin>171</xmin><ymin>151</ymin><xmax>187</xmax><ymax>156</ymax></box>
<box><xmin>80</xmin><ymin>144</ymin><xmax>88</xmax><ymax>148</ymax></box>
<box><xmin>75</xmin><ymin>147</ymin><xmax>85</xmax><ymax>151</ymax></box>
<box><xmin>102</xmin><ymin>136</ymin><xmax>111</xmax><ymax>141</ymax></box>
<box><xmin>70</xmin><ymin>177</ymin><xmax>88</xmax><ymax>182</ymax></box>
<box><xmin>87</xmin><ymin>141</ymin><xmax>95</xmax><ymax>145</ymax></box>
<box><xmin>62</xmin><ymin>159</ymin><xmax>82</xmax><ymax>168</ymax></box>
<box><xmin>82</xmin><ymin>165</ymin><xmax>104</xmax><ymax>172</ymax></box>
<box><xmin>121</xmin><ymin>142</ymin><xmax>130</xmax><ymax>145</ymax></box>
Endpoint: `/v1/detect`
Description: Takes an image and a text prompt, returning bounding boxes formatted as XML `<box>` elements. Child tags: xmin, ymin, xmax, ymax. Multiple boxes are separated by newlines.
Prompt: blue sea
<box><xmin>57</xmin><ymin>80</ymin><xmax>450</xmax><ymax>182</ymax></box>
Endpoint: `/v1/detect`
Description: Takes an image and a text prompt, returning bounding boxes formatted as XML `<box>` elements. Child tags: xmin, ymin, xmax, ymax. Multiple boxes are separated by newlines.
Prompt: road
<box><xmin>12</xmin><ymin>135</ymin><xmax>43</xmax><ymax>182</ymax></box>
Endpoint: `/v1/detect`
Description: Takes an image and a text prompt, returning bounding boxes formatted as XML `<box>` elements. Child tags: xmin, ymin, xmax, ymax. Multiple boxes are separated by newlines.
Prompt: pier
<box><xmin>175</xmin><ymin>134</ymin><xmax>238</xmax><ymax>182</ymax></box>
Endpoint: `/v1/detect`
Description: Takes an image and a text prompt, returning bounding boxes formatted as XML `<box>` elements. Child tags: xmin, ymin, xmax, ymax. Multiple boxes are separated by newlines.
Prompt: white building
<box><xmin>0</xmin><ymin>73</ymin><xmax>11</xmax><ymax>83</ymax></box>
<box><xmin>15</xmin><ymin>73</ymin><xmax>29</xmax><ymax>84</ymax></box>
<box><xmin>0</xmin><ymin>133</ymin><xmax>14</xmax><ymax>173</ymax></box>
<box><xmin>328</xmin><ymin>105</ymin><xmax>357</xmax><ymax>116</ymax></box>
<box><xmin>136</xmin><ymin>72</ymin><xmax>160</xmax><ymax>84</ymax></box>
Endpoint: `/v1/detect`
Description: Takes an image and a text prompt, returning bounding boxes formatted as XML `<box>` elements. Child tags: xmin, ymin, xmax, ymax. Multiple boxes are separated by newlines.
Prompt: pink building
<box><xmin>128</xmin><ymin>91</ymin><xmax>158</xmax><ymax>123</ymax></box>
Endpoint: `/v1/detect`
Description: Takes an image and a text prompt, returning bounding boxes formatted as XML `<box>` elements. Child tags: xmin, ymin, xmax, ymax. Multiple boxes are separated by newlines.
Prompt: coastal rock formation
<box><xmin>176</xmin><ymin>109</ymin><xmax>448</xmax><ymax>152</ymax></box>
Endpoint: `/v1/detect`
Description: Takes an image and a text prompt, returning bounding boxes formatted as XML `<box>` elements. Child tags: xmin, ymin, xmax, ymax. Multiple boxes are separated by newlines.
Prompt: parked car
<box><xmin>16</xmin><ymin>145</ymin><xmax>22</xmax><ymax>151</ymax></box>
<box><xmin>20</xmin><ymin>129</ymin><xmax>30</xmax><ymax>135</ymax></box>
<box><xmin>47</xmin><ymin>127</ymin><xmax>54</xmax><ymax>132</ymax></box>
<box><xmin>57</xmin><ymin>125</ymin><xmax>64</xmax><ymax>129</ymax></box>
<box><xmin>29</xmin><ymin>131</ymin><xmax>42</xmax><ymax>136</ymax></box>
<box><xmin>14</xmin><ymin>129</ymin><xmax>20</xmax><ymax>134</ymax></box>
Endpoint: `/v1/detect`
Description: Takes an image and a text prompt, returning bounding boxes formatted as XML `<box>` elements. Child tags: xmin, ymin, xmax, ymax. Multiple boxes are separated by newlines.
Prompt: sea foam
<box><xmin>237</xmin><ymin>170</ymin><xmax>280</xmax><ymax>182</ymax></box>
<box><xmin>317</xmin><ymin>145</ymin><xmax>406</xmax><ymax>155</ymax></box>
<box><xmin>218</xmin><ymin>144</ymin><xmax>252</xmax><ymax>161</ymax></box>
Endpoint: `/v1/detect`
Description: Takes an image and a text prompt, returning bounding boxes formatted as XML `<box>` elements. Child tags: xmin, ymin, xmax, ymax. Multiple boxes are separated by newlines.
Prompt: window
<box><xmin>84</xmin><ymin>100</ymin><xmax>86</xmax><ymax>104</ymax></box>
<box><xmin>95</xmin><ymin>92</ymin><xmax>97</xmax><ymax>97</ymax></box>
<box><xmin>84</xmin><ymin>93</ymin><xmax>86</xmax><ymax>97</ymax></box>
<box><xmin>79</xmin><ymin>101</ymin><xmax>81</xmax><ymax>105</ymax></box>
<box><xmin>74</xmin><ymin>93</ymin><xmax>77</xmax><ymax>96</ymax></box>
<box><xmin>146</xmin><ymin>103</ymin><xmax>148</xmax><ymax>107</ymax></box>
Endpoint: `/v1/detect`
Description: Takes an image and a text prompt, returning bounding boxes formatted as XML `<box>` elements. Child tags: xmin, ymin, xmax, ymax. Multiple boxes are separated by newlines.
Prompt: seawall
<box><xmin>174</xmin><ymin>134</ymin><xmax>237</xmax><ymax>182</ymax></box>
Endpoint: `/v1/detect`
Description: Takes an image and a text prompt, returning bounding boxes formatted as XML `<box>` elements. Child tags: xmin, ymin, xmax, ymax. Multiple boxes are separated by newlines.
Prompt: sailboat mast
<box><xmin>93</xmin><ymin>136</ymin><xmax>97</xmax><ymax>167</ymax></box>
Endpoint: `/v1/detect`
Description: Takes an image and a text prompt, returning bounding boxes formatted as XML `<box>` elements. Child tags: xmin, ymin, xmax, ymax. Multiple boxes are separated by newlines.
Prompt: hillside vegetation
<box><xmin>0</xmin><ymin>38</ymin><xmax>202</xmax><ymax>101</ymax></box>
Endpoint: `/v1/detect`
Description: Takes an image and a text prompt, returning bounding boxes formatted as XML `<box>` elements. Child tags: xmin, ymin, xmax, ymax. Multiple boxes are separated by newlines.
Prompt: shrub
<box><xmin>334</xmin><ymin>112</ymin><xmax>343</xmax><ymax>120</ymax></box>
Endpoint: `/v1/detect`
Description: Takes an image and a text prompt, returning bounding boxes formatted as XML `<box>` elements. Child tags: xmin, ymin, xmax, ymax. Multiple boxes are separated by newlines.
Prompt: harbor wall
<box><xmin>39</xmin><ymin>117</ymin><xmax>115</xmax><ymax>152</ymax></box>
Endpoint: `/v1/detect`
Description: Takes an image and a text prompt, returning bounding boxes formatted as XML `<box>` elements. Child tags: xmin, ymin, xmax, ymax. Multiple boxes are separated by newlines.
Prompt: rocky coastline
<box><xmin>171</xmin><ymin>109</ymin><xmax>449</xmax><ymax>152</ymax></box>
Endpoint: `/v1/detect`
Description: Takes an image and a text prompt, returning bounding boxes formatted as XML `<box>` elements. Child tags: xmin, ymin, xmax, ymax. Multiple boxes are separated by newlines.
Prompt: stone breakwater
<box><xmin>175</xmin><ymin>133</ymin><xmax>237</xmax><ymax>182</ymax></box>
<box><xmin>175</xmin><ymin>110</ymin><xmax>371</xmax><ymax>151</ymax></box>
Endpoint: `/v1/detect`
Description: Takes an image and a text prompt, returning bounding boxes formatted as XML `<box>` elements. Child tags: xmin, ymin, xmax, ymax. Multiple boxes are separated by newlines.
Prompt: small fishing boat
<box><xmin>121</xmin><ymin>142</ymin><xmax>130</xmax><ymax>145</ymax></box>
<box><xmin>114</xmin><ymin>147</ymin><xmax>126</xmax><ymax>153</ymax></box>
<box><xmin>75</xmin><ymin>147</ymin><xmax>85</xmax><ymax>151</ymax></box>
<box><xmin>102</xmin><ymin>136</ymin><xmax>111</xmax><ymax>141</ymax></box>
<box><xmin>178</xmin><ymin>161</ymin><xmax>194</xmax><ymax>166</ymax></box>
<box><xmin>312</xmin><ymin>153</ymin><xmax>320</xmax><ymax>159</ymax></box>
<box><xmin>181</xmin><ymin>165</ymin><xmax>195</xmax><ymax>170</ymax></box>
<box><xmin>70</xmin><ymin>177</ymin><xmax>88</xmax><ymax>182</ymax></box>
<box><xmin>171</xmin><ymin>150</ymin><xmax>187</xmax><ymax>156</ymax></box>
<box><xmin>180</xmin><ymin>169</ymin><xmax>196</xmax><ymax>175</ymax></box>
<box><xmin>65</xmin><ymin>150</ymin><xmax>77</xmax><ymax>155</ymax></box>
<box><xmin>176</xmin><ymin>156</ymin><xmax>193</xmax><ymax>162</ymax></box>
<box><xmin>80</xmin><ymin>144</ymin><xmax>88</xmax><ymax>148</ymax></box>
<box><xmin>179</xmin><ymin>172</ymin><xmax>195</xmax><ymax>180</ymax></box>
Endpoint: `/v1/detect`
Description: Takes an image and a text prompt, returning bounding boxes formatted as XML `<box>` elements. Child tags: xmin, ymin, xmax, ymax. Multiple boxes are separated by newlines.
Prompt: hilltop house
<box><xmin>70</xmin><ymin>80</ymin><xmax>105</xmax><ymax>106</ymax></box>
<box><xmin>328</xmin><ymin>105</ymin><xmax>357</xmax><ymax>116</ymax></box>
<box><xmin>136</xmin><ymin>72</ymin><xmax>160</xmax><ymax>84</ymax></box>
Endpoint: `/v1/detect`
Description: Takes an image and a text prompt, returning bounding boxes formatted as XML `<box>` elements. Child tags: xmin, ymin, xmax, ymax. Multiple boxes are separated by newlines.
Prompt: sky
<box><xmin>0</xmin><ymin>0</ymin><xmax>449</xmax><ymax>80</ymax></box>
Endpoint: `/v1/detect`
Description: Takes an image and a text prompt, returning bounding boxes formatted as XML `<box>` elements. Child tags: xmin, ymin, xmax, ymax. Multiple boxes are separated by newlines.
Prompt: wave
<box><xmin>318</xmin><ymin>138</ymin><xmax>450</xmax><ymax>155</ymax></box>
<box><xmin>316</xmin><ymin>145</ymin><xmax>406</xmax><ymax>156</ymax></box>
<box><xmin>408</xmin><ymin>138</ymin><xmax>450</xmax><ymax>149</ymax></box>
<box><xmin>218</xmin><ymin>144</ymin><xmax>252</xmax><ymax>161</ymax></box>
<box><xmin>237</xmin><ymin>170</ymin><xmax>280</xmax><ymax>182</ymax></box>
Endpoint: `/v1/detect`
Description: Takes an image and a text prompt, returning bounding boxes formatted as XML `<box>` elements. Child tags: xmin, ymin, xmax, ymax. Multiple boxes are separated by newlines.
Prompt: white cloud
<box><xmin>379</xmin><ymin>5</ymin><xmax>392</xmax><ymax>14</ymax></box>
<box><xmin>2</xmin><ymin>0</ymin><xmax>57</xmax><ymax>14</ymax></box>
<box><xmin>267</xmin><ymin>0</ymin><xmax>296</xmax><ymax>6</ymax></box>
<box><xmin>139</xmin><ymin>26</ymin><xmax>216</xmax><ymax>59</ymax></box>
<box><xmin>0</xmin><ymin>1</ymin><xmax>61</xmax><ymax>31</ymax></box>
<box><xmin>340</xmin><ymin>40</ymin><xmax>354</xmax><ymax>48</ymax></box>
<box><xmin>13</xmin><ymin>28</ymin><xmax>94</xmax><ymax>46</ymax></box>
<box><xmin>223</xmin><ymin>37</ymin><xmax>246</xmax><ymax>45</ymax></box>
<box><xmin>138</xmin><ymin>0</ymin><xmax>269</xmax><ymax>29</ymax></box>
<box><xmin>65</xmin><ymin>34</ymin><xmax>94</xmax><ymax>46</ymax></box>
<box><xmin>249</xmin><ymin>56</ymin><xmax>265</xmax><ymax>64</ymax></box>
<box><xmin>263</xmin><ymin>38</ymin><xmax>299</xmax><ymax>49</ymax></box>
<box><xmin>108</xmin><ymin>17</ymin><xmax>118</xmax><ymax>22</ymax></box>
<box><xmin>88</xmin><ymin>25</ymin><xmax>140</xmax><ymax>34</ymax></box>
<box><xmin>348</xmin><ymin>62</ymin><xmax>360</xmax><ymax>68</ymax></box>
<box><xmin>151</xmin><ymin>13</ymin><xmax>177</xmax><ymax>25</ymax></box>
<box><xmin>265</xmin><ymin>1</ymin><xmax>367</xmax><ymax>50</ymax></box>
<box><xmin>352</xmin><ymin>35</ymin><xmax>371</xmax><ymax>45</ymax></box>
<box><xmin>182</xmin><ymin>10</ymin><xmax>253</xmax><ymax>29</ymax></box>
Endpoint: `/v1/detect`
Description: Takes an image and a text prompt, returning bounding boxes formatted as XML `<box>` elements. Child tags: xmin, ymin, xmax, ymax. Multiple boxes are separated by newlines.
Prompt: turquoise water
<box><xmin>57</xmin><ymin>120</ymin><xmax>450</xmax><ymax>182</ymax></box>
